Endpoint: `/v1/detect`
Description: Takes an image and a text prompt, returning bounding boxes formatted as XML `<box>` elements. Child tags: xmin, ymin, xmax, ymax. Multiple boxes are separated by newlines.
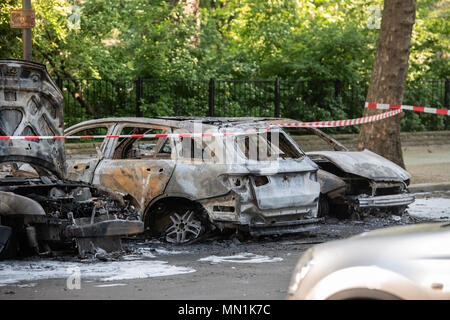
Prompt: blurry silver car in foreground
<box><xmin>288</xmin><ymin>222</ymin><xmax>450</xmax><ymax>300</ymax></box>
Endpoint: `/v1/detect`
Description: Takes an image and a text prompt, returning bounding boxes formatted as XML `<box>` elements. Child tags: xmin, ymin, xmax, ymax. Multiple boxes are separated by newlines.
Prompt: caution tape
<box><xmin>1</xmin><ymin>101</ymin><xmax>445</xmax><ymax>141</ymax></box>
<box><xmin>365</xmin><ymin>102</ymin><xmax>449</xmax><ymax>115</ymax></box>
<box><xmin>273</xmin><ymin>109</ymin><xmax>401</xmax><ymax>128</ymax></box>
<box><xmin>0</xmin><ymin>109</ymin><xmax>402</xmax><ymax>140</ymax></box>
<box><xmin>0</xmin><ymin>131</ymin><xmax>262</xmax><ymax>140</ymax></box>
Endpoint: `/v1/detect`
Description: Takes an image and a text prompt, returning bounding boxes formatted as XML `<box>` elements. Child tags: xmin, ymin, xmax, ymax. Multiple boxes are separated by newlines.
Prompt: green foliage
<box><xmin>0</xmin><ymin>0</ymin><xmax>22</xmax><ymax>58</ymax></box>
<box><xmin>0</xmin><ymin>0</ymin><xmax>448</xmax><ymax>132</ymax></box>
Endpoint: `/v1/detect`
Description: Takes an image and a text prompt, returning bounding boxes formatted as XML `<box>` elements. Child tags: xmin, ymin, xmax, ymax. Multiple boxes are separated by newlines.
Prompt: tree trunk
<box><xmin>184</xmin><ymin>0</ymin><xmax>201</xmax><ymax>46</ymax></box>
<box><xmin>40</xmin><ymin>51</ymin><xmax>97</xmax><ymax>117</ymax></box>
<box><xmin>169</xmin><ymin>0</ymin><xmax>201</xmax><ymax>46</ymax></box>
<box><xmin>358</xmin><ymin>0</ymin><xmax>417</xmax><ymax>169</ymax></box>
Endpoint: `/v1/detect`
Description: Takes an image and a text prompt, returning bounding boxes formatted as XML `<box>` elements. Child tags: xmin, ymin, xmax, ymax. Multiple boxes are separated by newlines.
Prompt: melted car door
<box><xmin>91</xmin><ymin>126</ymin><xmax>175</xmax><ymax>210</ymax></box>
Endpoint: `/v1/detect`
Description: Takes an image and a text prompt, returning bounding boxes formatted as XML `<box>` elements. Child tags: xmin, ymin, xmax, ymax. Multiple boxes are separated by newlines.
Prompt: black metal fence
<box><xmin>56</xmin><ymin>77</ymin><xmax>449</xmax><ymax>132</ymax></box>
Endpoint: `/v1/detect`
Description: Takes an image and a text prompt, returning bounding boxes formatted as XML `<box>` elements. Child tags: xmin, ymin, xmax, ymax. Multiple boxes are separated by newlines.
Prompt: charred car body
<box><xmin>65</xmin><ymin>117</ymin><xmax>322</xmax><ymax>243</ymax></box>
<box><xmin>283</xmin><ymin>126</ymin><xmax>415</xmax><ymax>218</ymax></box>
<box><xmin>0</xmin><ymin>59</ymin><xmax>143</xmax><ymax>259</ymax></box>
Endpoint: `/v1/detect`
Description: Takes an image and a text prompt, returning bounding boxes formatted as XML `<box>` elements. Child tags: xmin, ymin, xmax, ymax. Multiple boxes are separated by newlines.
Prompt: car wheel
<box><xmin>390</xmin><ymin>205</ymin><xmax>407</xmax><ymax>216</ymax></box>
<box><xmin>318</xmin><ymin>194</ymin><xmax>330</xmax><ymax>218</ymax></box>
<box><xmin>0</xmin><ymin>225</ymin><xmax>17</xmax><ymax>260</ymax></box>
<box><xmin>148</xmin><ymin>201</ymin><xmax>206</xmax><ymax>244</ymax></box>
<box><xmin>334</xmin><ymin>204</ymin><xmax>351</xmax><ymax>220</ymax></box>
<box><xmin>163</xmin><ymin>210</ymin><xmax>204</xmax><ymax>244</ymax></box>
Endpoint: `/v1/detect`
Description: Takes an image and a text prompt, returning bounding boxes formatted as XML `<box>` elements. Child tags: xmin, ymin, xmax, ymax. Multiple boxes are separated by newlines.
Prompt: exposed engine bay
<box><xmin>0</xmin><ymin>172</ymin><xmax>142</xmax><ymax>258</ymax></box>
<box><xmin>302</xmin><ymin>127</ymin><xmax>415</xmax><ymax>218</ymax></box>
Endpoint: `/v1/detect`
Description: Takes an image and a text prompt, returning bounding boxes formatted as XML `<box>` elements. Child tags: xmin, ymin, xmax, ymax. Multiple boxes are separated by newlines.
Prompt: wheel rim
<box><xmin>164</xmin><ymin>210</ymin><xmax>202</xmax><ymax>244</ymax></box>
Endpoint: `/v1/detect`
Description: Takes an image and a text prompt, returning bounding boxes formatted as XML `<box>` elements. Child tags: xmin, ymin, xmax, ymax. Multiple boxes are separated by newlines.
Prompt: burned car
<box><xmin>64</xmin><ymin>117</ymin><xmax>322</xmax><ymax>243</ymax></box>
<box><xmin>276</xmin><ymin>125</ymin><xmax>415</xmax><ymax>218</ymax></box>
<box><xmin>0</xmin><ymin>59</ymin><xmax>143</xmax><ymax>259</ymax></box>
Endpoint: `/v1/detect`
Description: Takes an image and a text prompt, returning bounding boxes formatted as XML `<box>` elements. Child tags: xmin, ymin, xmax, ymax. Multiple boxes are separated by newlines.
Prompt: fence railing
<box><xmin>56</xmin><ymin>77</ymin><xmax>449</xmax><ymax>132</ymax></box>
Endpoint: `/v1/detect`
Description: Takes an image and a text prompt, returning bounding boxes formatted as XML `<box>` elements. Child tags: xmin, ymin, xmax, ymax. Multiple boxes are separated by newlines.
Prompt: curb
<box><xmin>409</xmin><ymin>182</ymin><xmax>450</xmax><ymax>193</ymax></box>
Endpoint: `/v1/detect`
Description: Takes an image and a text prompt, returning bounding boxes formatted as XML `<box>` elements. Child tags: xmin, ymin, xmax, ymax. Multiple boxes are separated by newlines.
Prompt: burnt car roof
<box><xmin>65</xmin><ymin>116</ymin><xmax>294</xmax><ymax>133</ymax></box>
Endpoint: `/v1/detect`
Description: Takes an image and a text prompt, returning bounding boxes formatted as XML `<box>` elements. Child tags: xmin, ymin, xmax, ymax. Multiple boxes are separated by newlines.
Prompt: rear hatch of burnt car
<box><xmin>0</xmin><ymin>59</ymin><xmax>143</xmax><ymax>256</ymax></box>
<box><xmin>233</xmin><ymin>128</ymin><xmax>321</xmax><ymax>224</ymax></box>
<box><xmin>0</xmin><ymin>59</ymin><xmax>66</xmax><ymax>178</ymax></box>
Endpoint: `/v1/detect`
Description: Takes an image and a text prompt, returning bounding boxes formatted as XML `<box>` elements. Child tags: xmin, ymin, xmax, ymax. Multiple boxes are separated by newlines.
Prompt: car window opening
<box><xmin>236</xmin><ymin>132</ymin><xmax>302</xmax><ymax>161</ymax></box>
<box><xmin>178</xmin><ymin>137</ymin><xmax>218</xmax><ymax>161</ymax></box>
<box><xmin>66</xmin><ymin>126</ymin><xmax>108</xmax><ymax>159</ymax></box>
<box><xmin>113</xmin><ymin>127</ymin><xmax>172</xmax><ymax>160</ymax></box>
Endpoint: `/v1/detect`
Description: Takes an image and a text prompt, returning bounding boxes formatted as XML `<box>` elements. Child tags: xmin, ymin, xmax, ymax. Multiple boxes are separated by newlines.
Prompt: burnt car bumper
<box><xmin>356</xmin><ymin>193</ymin><xmax>415</xmax><ymax>209</ymax></box>
<box><xmin>249</xmin><ymin>218</ymin><xmax>323</xmax><ymax>236</ymax></box>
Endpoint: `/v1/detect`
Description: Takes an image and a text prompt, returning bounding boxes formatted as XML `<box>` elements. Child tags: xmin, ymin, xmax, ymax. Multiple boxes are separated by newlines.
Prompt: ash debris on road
<box><xmin>64</xmin><ymin>190</ymin><xmax>446</xmax><ymax>262</ymax></box>
<box><xmin>1</xmin><ymin>191</ymin><xmax>447</xmax><ymax>299</ymax></box>
<box><xmin>121</xmin><ymin>198</ymin><xmax>434</xmax><ymax>259</ymax></box>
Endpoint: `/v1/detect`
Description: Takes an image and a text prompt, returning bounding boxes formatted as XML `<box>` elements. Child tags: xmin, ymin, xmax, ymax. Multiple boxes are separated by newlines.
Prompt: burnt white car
<box><xmin>275</xmin><ymin>126</ymin><xmax>415</xmax><ymax>218</ymax></box>
<box><xmin>65</xmin><ymin>117</ymin><xmax>322</xmax><ymax>243</ymax></box>
<box><xmin>288</xmin><ymin>222</ymin><xmax>450</xmax><ymax>300</ymax></box>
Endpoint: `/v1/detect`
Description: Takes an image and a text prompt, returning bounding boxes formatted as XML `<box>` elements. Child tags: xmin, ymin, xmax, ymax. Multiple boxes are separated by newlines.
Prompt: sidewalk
<box><xmin>404</xmin><ymin>145</ymin><xmax>450</xmax><ymax>186</ymax></box>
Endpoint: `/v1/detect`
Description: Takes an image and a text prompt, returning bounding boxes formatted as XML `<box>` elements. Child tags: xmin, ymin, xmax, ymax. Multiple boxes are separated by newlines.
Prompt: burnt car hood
<box><xmin>0</xmin><ymin>59</ymin><xmax>65</xmax><ymax>178</ymax></box>
<box><xmin>306</xmin><ymin>149</ymin><xmax>411</xmax><ymax>181</ymax></box>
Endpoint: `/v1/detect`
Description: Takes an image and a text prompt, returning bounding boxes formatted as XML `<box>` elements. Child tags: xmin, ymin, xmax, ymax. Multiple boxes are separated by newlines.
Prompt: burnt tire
<box><xmin>147</xmin><ymin>200</ymin><xmax>207</xmax><ymax>244</ymax></box>
<box><xmin>0</xmin><ymin>225</ymin><xmax>17</xmax><ymax>260</ymax></box>
<box><xmin>318</xmin><ymin>194</ymin><xmax>330</xmax><ymax>218</ymax></box>
<box><xmin>390</xmin><ymin>205</ymin><xmax>407</xmax><ymax>216</ymax></box>
<box><xmin>334</xmin><ymin>204</ymin><xmax>351</xmax><ymax>220</ymax></box>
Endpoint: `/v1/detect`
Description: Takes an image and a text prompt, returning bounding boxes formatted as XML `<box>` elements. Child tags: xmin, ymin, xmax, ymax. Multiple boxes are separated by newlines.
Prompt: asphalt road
<box><xmin>1</xmin><ymin>191</ymin><xmax>449</xmax><ymax>300</ymax></box>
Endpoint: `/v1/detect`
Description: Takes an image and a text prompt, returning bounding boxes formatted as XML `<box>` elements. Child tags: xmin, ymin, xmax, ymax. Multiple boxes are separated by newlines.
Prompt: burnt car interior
<box><xmin>113</xmin><ymin>127</ymin><xmax>172</xmax><ymax>160</ymax></box>
<box><xmin>236</xmin><ymin>131</ymin><xmax>304</xmax><ymax>161</ymax></box>
<box><xmin>177</xmin><ymin>137</ymin><xmax>216</xmax><ymax>161</ymax></box>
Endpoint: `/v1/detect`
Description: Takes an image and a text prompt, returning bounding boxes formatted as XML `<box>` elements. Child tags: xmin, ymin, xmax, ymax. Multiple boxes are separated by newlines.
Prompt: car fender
<box><xmin>0</xmin><ymin>191</ymin><xmax>45</xmax><ymax>216</ymax></box>
<box><xmin>304</xmin><ymin>266</ymin><xmax>427</xmax><ymax>300</ymax></box>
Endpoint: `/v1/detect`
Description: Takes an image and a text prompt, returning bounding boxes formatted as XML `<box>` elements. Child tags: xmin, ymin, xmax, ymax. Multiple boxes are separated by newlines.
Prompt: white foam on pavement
<box><xmin>95</xmin><ymin>283</ymin><xmax>128</xmax><ymax>288</ymax></box>
<box><xmin>154</xmin><ymin>248</ymin><xmax>189</xmax><ymax>255</ymax></box>
<box><xmin>198</xmin><ymin>253</ymin><xmax>283</xmax><ymax>264</ymax></box>
<box><xmin>122</xmin><ymin>247</ymin><xmax>156</xmax><ymax>260</ymax></box>
<box><xmin>0</xmin><ymin>259</ymin><xmax>196</xmax><ymax>285</ymax></box>
<box><xmin>408</xmin><ymin>197</ymin><xmax>450</xmax><ymax>221</ymax></box>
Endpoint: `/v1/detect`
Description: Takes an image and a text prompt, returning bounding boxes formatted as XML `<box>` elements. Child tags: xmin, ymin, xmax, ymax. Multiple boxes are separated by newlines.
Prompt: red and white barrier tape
<box><xmin>0</xmin><ymin>109</ymin><xmax>402</xmax><ymax>140</ymax></box>
<box><xmin>274</xmin><ymin>109</ymin><xmax>401</xmax><ymax>128</ymax></box>
<box><xmin>365</xmin><ymin>102</ymin><xmax>449</xmax><ymax>115</ymax></box>
<box><xmin>1</xmin><ymin>102</ymin><xmax>445</xmax><ymax>141</ymax></box>
<box><xmin>0</xmin><ymin>131</ymin><xmax>263</xmax><ymax>140</ymax></box>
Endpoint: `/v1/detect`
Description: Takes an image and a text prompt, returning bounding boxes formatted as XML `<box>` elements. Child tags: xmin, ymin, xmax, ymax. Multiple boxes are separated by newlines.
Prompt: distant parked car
<box><xmin>65</xmin><ymin>117</ymin><xmax>322</xmax><ymax>244</ymax></box>
<box><xmin>288</xmin><ymin>222</ymin><xmax>450</xmax><ymax>300</ymax></box>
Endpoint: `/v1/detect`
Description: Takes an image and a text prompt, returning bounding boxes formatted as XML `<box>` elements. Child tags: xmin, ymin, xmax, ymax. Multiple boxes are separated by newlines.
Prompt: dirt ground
<box><xmin>404</xmin><ymin>145</ymin><xmax>450</xmax><ymax>184</ymax></box>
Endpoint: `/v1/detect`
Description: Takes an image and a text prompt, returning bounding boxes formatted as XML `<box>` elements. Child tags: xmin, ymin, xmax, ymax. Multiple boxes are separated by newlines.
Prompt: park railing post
<box><xmin>209</xmin><ymin>78</ymin><xmax>215</xmax><ymax>117</ymax></box>
<box><xmin>274</xmin><ymin>78</ymin><xmax>280</xmax><ymax>117</ymax></box>
<box><xmin>445</xmin><ymin>79</ymin><xmax>449</xmax><ymax>130</ymax></box>
<box><xmin>135</xmin><ymin>77</ymin><xmax>143</xmax><ymax>117</ymax></box>
<box><xmin>56</xmin><ymin>77</ymin><xmax>62</xmax><ymax>90</ymax></box>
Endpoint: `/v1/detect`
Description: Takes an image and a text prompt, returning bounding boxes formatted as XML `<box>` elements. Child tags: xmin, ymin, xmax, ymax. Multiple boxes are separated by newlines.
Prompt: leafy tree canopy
<box><xmin>0</xmin><ymin>0</ymin><xmax>448</xmax><ymax>81</ymax></box>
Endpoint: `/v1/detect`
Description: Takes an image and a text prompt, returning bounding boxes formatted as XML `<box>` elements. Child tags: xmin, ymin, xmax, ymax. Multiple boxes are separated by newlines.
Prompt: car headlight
<box><xmin>288</xmin><ymin>248</ymin><xmax>314</xmax><ymax>295</ymax></box>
